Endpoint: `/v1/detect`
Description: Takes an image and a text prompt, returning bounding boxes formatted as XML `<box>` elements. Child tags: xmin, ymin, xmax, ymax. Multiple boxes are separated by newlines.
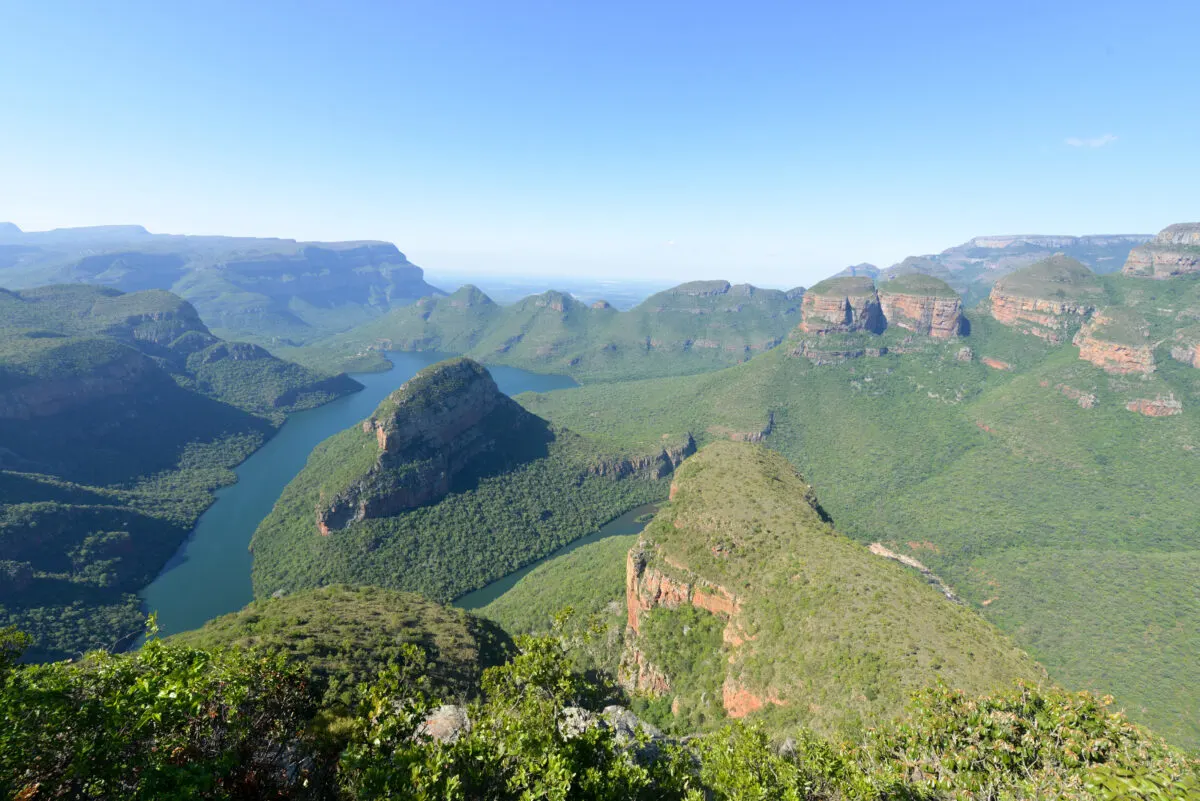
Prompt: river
<box><xmin>139</xmin><ymin>352</ymin><xmax>578</xmax><ymax>638</ymax></box>
<box><xmin>453</xmin><ymin>502</ymin><xmax>658</xmax><ymax>610</ymax></box>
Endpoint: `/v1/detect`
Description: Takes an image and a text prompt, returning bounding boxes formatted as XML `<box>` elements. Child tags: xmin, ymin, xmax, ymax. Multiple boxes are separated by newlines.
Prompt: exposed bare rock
<box><xmin>1126</xmin><ymin>395</ymin><xmax>1183</xmax><ymax>417</ymax></box>
<box><xmin>799</xmin><ymin>277</ymin><xmax>885</xmax><ymax>334</ymax></box>
<box><xmin>1073</xmin><ymin>310</ymin><xmax>1157</xmax><ymax>374</ymax></box>
<box><xmin>877</xmin><ymin>274</ymin><xmax>965</xmax><ymax>338</ymax></box>
<box><xmin>1123</xmin><ymin>223</ymin><xmax>1200</xmax><ymax>278</ymax></box>
<box><xmin>987</xmin><ymin>256</ymin><xmax>1103</xmax><ymax>343</ymax></box>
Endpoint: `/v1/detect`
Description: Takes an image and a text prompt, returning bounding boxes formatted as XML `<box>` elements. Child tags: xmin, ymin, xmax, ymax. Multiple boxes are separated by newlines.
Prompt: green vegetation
<box><xmin>303</xmin><ymin>280</ymin><xmax>803</xmax><ymax>382</ymax></box>
<box><xmin>169</xmin><ymin>586</ymin><xmax>513</xmax><ymax>705</ymax></box>
<box><xmin>0</xmin><ymin>227</ymin><xmax>443</xmax><ymax>346</ymax></box>
<box><xmin>251</xmin><ymin>419</ymin><xmax>669</xmax><ymax>604</ymax></box>
<box><xmin>2</xmin><ymin>624</ymin><xmax>1195</xmax><ymax>800</ymax></box>
<box><xmin>0</xmin><ymin>285</ymin><xmax>361</xmax><ymax>660</ymax></box>
<box><xmin>629</xmin><ymin>442</ymin><xmax>1043</xmax><ymax>737</ymax></box>
<box><xmin>990</xmin><ymin>254</ymin><xmax>1105</xmax><ymax>302</ymax></box>
<box><xmin>878</xmin><ymin>272</ymin><xmax>960</xmax><ymax>298</ymax></box>
<box><xmin>251</xmin><ymin>358</ymin><xmax>677</xmax><ymax>605</ymax></box>
<box><xmin>520</xmin><ymin>306</ymin><xmax>1200</xmax><ymax>747</ymax></box>
<box><xmin>806</xmin><ymin>275</ymin><xmax>878</xmax><ymax>297</ymax></box>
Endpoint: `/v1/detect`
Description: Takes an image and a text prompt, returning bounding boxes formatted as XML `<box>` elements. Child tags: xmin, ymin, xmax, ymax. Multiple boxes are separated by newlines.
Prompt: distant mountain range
<box><xmin>0</xmin><ymin>223</ymin><xmax>443</xmax><ymax>345</ymax></box>
<box><xmin>832</xmin><ymin>233</ymin><xmax>1153</xmax><ymax>304</ymax></box>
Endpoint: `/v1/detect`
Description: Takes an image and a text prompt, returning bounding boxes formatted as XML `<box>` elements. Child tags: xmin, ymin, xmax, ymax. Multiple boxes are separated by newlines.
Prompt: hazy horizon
<box><xmin>2</xmin><ymin>1</ymin><xmax>1197</xmax><ymax>287</ymax></box>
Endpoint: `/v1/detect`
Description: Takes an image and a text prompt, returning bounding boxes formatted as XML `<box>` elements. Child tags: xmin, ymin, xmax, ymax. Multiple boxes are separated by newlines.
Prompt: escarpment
<box><xmin>586</xmin><ymin>434</ymin><xmax>696</xmax><ymax>479</ymax></box>
<box><xmin>877</xmin><ymin>274</ymin><xmax>965</xmax><ymax>338</ymax></box>
<box><xmin>791</xmin><ymin>274</ymin><xmax>965</xmax><ymax>363</ymax></box>
<box><xmin>987</xmin><ymin>255</ymin><xmax>1103</xmax><ymax>342</ymax></box>
<box><xmin>798</xmin><ymin>277</ymin><xmax>885</xmax><ymax>334</ymax></box>
<box><xmin>620</xmin><ymin>442</ymin><xmax>1041</xmax><ymax>735</ymax></box>
<box><xmin>1072</xmin><ymin>310</ymin><xmax>1157</xmax><ymax>374</ymax></box>
<box><xmin>1123</xmin><ymin>223</ymin><xmax>1200</xmax><ymax>278</ymax></box>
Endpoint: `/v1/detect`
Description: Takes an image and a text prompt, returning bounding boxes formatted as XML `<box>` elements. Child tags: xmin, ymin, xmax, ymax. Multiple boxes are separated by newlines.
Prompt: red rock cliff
<box><xmin>878</xmin><ymin>291</ymin><xmax>964</xmax><ymax>338</ymax></box>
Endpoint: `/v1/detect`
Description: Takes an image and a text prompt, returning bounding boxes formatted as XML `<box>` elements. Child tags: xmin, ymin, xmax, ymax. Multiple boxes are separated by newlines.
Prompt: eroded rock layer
<box><xmin>1123</xmin><ymin>223</ymin><xmax>1200</xmax><ymax>278</ymax></box>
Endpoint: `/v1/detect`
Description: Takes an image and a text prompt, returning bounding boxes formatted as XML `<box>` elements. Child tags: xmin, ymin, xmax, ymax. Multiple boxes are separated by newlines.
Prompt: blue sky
<box><xmin>1</xmin><ymin>1</ymin><xmax>1196</xmax><ymax>286</ymax></box>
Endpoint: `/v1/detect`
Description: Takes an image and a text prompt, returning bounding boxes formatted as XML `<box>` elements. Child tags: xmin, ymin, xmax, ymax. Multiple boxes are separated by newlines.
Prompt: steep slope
<box><xmin>518</xmin><ymin>314</ymin><xmax>1200</xmax><ymax>748</ymax></box>
<box><xmin>308</xmin><ymin>280</ymin><xmax>804</xmax><ymax>382</ymax></box>
<box><xmin>0</xmin><ymin>285</ymin><xmax>361</xmax><ymax>661</ymax></box>
<box><xmin>1123</xmin><ymin>222</ymin><xmax>1200</xmax><ymax>278</ymax></box>
<box><xmin>169</xmin><ymin>585</ymin><xmax>513</xmax><ymax>703</ymax></box>
<box><xmin>0</xmin><ymin>224</ymin><xmax>443</xmax><ymax>344</ymax></box>
<box><xmin>985</xmin><ymin>255</ymin><xmax>1105</xmax><ymax>343</ymax></box>
<box><xmin>622</xmin><ymin>442</ymin><xmax>1042</xmax><ymax>735</ymax></box>
<box><xmin>251</xmin><ymin>358</ymin><xmax>691</xmax><ymax>604</ymax></box>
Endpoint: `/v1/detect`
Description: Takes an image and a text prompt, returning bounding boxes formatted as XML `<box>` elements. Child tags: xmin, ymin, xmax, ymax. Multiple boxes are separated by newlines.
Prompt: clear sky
<box><xmin>1</xmin><ymin>1</ymin><xmax>1196</xmax><ymax>287</ymax></box>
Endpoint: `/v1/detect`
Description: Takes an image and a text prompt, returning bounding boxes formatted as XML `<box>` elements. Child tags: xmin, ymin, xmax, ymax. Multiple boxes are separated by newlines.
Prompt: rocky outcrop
<box><xmin>1056</xmin><ymin>384</ymin><xmax>1098</xmax><ymax>409</ymax></box>
<box><xmin>586</xmin><ymin>435</ymin><xmax>696</xmax><ymax>479</ymax></box>
<box><xmin>877</xmin><ymin>277</ymin><xmax>965</xmax><ymax>338</ymax></box>
<box><xmin>1123</xmin><ymin>223</ymin><xmax>1200</xmax><ymax>278</ymax></box>
<box><xmin>1126</xmin><ymin>395</ymin><xmax>1183</xmax><ymax>417</ymax></box>
<box><xmin>799</xmin><ymin>277</ymin><xmax>885</xmax><ymax>334</ymax></box>
<box><xmin>987</xmin><ymin>256</ymin><xmax>1104</xmax><ymax>343</ymax></box>
<box><xmin>722</xmin><ymin>679</ymin><xmax>787</xmax><ymax>719</ymax></box>
<box><xmin>316</xmin><ymin>359</ymin><xmax>531</xmax><ymax>533</ymax></box>
<box><xmin>1072</xmin><ymin>313</ymin><xmax>1156</xmax><ymax>375</ymax></box>
<box><xmin>1170</xmin><ymin>333</ymin><xmax>1200</xmax><ymax>369</ymax></box>
<box><xmin>789</xmin><ymin>337</ymin><xmax>886</xmax><ymax>364</ymax></box>
<box><xmin>988</xmin><ymin>294</ymin><xmax>1094</xmax><ymax>343</ymax></box>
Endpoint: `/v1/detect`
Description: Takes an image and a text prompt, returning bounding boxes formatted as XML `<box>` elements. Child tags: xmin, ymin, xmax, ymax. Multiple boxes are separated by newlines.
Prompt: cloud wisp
<box><xmin>1065</xmin><ymin>134</ymin><xmax>1118</xmax><ymax>148</ymax></box>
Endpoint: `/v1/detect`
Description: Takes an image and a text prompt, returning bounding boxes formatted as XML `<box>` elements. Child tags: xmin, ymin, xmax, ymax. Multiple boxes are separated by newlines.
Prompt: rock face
<box><xmin>1072</xmin><ymin>311</ymin><xmax>1157</xmax><ymax>375</ymax></box>
<box><xmin>1171</xmin><ymin>331</ymin><xmax>1200</xmax><ymax>369</ymax></box>
<box><xmin>586</xmin><ymin>435</ymin><xmax>696</xmax><ymax>479</ymax></box>
<box><xmin>987</xmin><ymin>256</ymin><xmax>1103</xmax><ymax>343</ymax></box>
<box><xmin>1123</xmin><ymin>223</ymin><xmax>1200</xmax><ymax>278</ymax></box>
<box><xmin>1126</xmin><ymin>395</ymin><xmax>1183</xmax><ymax>417</ymax></box>
<box><xmin>316</xmin><ymin>359</ymin><xmax>533</xmax><ymax>533</ymax></box>
<box><xmin>877</xmin><ymin>275</ymin><xmax>965</xmax><ymax>338</ymax></box>
<box><xmin>799</xmin><ymin>277</ymin><xmax>885</xmax><ymax>334</ymax></box>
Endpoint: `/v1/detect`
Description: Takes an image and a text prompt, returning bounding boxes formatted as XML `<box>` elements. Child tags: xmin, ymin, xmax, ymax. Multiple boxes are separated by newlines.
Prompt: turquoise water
<box><xmin>454</xmin><ymin>502</ymin><xmax>658</xmax><ymax>610</ymax></box>
<box><xmin>139</xmin><ymin>353</ymin><xmax>577</xmax><ymax>638</ymax></box>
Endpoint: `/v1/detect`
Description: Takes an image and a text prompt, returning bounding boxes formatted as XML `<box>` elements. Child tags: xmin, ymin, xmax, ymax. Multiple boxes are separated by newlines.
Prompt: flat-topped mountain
<box><xmin>315</xmin><ymin>280</ymin><xmax>804</xmax><ymax>382</ymax></box>
<box><xmin>790</xmin><ymin>274</ymin><xmax>966</xmax><ymax>363</ymax></box>
<box><xmin>877</xmin><ymin>273</ymin><xmax>965</xmax><ymax>338</ymax></box>
<box><xmin>0</xmin><ymin>224</ymin><xmax>443</xmax><ymax>345</ymax></box>
<box><xmin>798</xmin><ymin>276</ymin><xmax>884</xmax><ymax>334</ymax></box>
<box><xmin>985</xmin><ymin>255</ymin><xmax>1104</xmax><ymax>343</ymax></box>
<box><xmin>622</xmin><ymin>442</ymin><xmax>1042</xmax><ymax>734</ymax></box>
<box><xmin>1123</xmin><ymin>222</ymin><xmax>1200</xmax><ymax>278</ymax></box>
<box><xmin>0</xmin><ymin>284</ymin><xmax>360</xmax><ymax>660</ymax></box>
<box><xmin>251</xmin><ymin>357</ymin><xmax>691</xmax><ymax>603</ymax></box>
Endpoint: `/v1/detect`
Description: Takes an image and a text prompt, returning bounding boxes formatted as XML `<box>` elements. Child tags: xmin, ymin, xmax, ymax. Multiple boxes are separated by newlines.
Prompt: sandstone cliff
<box><xmin>1072</xmin><ymin>309</ymin><xmax>1157</xmax><ymax>375</ymax></box>
<box><xmin>799</xmin><ymin>277</ymin><xmax>885</xmax><ymax>334</ymax></box>
<box><xmin>1123</xmin><ymin>223</ymin><xmax>1200</xmax><ymax>278</ymax></box>
<box><xmin>987</xmin><ymin>255</ymin><xmax>1103</xmax><ymax>343</ymax></box>
<box><xmin>877</xmin><ymin>274</ymin><xmax>965</xmax><ymax>338</ymax></box>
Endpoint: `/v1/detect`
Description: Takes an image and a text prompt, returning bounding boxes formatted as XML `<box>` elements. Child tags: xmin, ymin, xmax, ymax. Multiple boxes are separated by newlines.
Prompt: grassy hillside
<box><xmin>303</xmin><ymin>280</ymin><xmax>804</xmax><ymax>382</ymax></box>
<box><xmin>519</xmin><ymin>304</ymin><xmax>1200</xmax><ymax>747</ymax></box>
<box><xmin>169</xmin><ymin>585</ymin><xmax>513</xmax><ymax>704</ymax></box>
<box><xmin>627</xmin><ymin>442</ymin><xmax>1042</xmax><ymax>737</ymax></box>
<box><xmin>0</xmin><ymin>285</ymin><xmax>361</xmax><ymax>660</ymax></box>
